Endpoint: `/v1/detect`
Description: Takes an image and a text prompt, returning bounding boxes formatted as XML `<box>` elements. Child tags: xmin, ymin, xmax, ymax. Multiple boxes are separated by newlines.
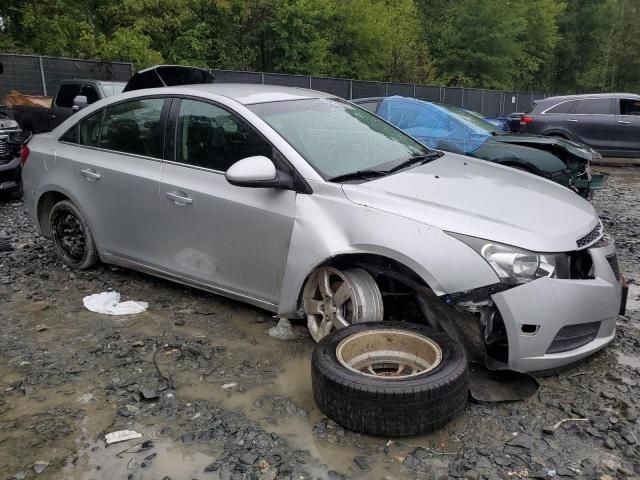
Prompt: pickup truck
<box><xmin>11</xmin><ymin>79</ymin><xmax>125</xmax><ymax>135</ymax></box>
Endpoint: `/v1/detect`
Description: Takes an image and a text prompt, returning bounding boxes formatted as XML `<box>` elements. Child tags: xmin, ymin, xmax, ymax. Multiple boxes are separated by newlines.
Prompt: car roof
<box><xmin>180</xmin><ymin>83</ymin><xmax>335</xmax><ymax>105</ymax></box>
<box><xmin>352</xmin><ymin>97</ymin><xmax>383</xmax><ymax>102</ymax></box>
<box><xmin>537</xmin><ymin>92</ymin><xmax>640</xmax><ymax>103</ymax></box>
<box><xmin>59</xmin><ymin>79</ymin><xmax>126</xmax><ymax>85</ymax></box>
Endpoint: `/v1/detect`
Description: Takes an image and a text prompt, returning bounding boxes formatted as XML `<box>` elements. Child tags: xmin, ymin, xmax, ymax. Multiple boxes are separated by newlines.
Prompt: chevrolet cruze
<box><xmin>21</xmin><ymin>83</ymin><xmax>622</xmax><ymax>372</ymax></box>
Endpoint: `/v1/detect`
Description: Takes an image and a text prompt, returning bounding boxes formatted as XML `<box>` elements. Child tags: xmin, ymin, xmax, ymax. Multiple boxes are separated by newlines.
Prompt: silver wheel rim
<box><xmin>303</xmin><ymin>267</ymin><xmax>383</xmax><ymax>342</ymax></box>
<box><xmin>336</xmin><ymin>329</ymin><xmax>442</xmax><ymax>379</ymax></box>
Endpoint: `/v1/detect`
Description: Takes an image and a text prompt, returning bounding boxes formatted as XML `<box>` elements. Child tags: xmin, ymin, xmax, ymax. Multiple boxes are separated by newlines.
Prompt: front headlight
<box><xmin>448</xmin><ymin>233</ymin><xmax>568</xmax><ymax>285</ymax></box>
<box><xmin>0</xmin><ymin>119</ymin><xmax>19</xmax><ymax>129</ymax></box>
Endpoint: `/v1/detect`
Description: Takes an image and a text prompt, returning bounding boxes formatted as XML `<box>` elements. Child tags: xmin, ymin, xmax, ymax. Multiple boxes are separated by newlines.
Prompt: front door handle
<box><xmin>166</xmin><ymin>191</ymin><xmax>193</xmax><ymax>206</ymax></box>
<box><xmin>617</xmin><ymin>120</ymin><xmax>631</xmax><ymax>124</ymax></box>
<box><xmin>80</xmin><ymin>168</ymin><xmax>101</xmax><ymax>181</ymax></box>
<box><xmin>567</xmin><ymin>119</ymin><xmax>578</xmax><ymax>122</ymax></box>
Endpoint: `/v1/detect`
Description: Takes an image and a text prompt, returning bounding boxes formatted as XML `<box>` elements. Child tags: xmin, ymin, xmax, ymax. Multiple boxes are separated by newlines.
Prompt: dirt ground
<box><xmin>0</xmin><ymin>167</ymin><xmax>639</xmax><ymax>480</ymax></box>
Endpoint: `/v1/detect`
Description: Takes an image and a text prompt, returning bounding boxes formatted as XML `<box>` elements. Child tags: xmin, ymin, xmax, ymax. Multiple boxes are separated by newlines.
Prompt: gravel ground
<box><xmin>0</xmin><ymin>167</ymin><xmax>639</xmax><ymax>480</ymax></box>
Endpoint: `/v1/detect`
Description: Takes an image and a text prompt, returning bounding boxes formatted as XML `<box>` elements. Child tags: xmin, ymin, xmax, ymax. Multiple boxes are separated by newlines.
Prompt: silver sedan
<box><xmin>21</xmin><ymin>84</ymin><xmax>622</xmax><ymax>372</ymax></box>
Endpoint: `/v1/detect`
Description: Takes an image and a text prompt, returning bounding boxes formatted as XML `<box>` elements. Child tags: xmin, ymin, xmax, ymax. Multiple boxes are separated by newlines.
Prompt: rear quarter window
<box><xmin>544</xmin><ymin>100</ymin><xmax>577</xmax><ymax>114</ymax></box>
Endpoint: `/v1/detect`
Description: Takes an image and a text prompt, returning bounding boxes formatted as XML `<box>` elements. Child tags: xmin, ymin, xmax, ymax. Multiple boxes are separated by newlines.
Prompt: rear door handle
<box><xmin>80</xmin><ymin>168</ymin><xmax>101</xmax><ymax>181</ymax></box>
<box><xmin>567</xmin><ymin>119</ymin><xmax>578</xmax><ymax>122</ymax></box>
<box><xmin>166</xmin><ymin>191</ymin><xmax>193</xmax><ymax>206</ymax></box>
<box><xmin>617</xmin><ymin>120</ymin><xmax>631</xmax><ymax>124</ymax></box>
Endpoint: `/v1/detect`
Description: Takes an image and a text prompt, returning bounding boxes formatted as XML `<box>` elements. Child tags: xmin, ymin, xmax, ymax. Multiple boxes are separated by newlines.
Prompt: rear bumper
<box><xmin>492</xmin><ymin>242</ymin><xmax>621</xmax><ymax>372</ymax></box>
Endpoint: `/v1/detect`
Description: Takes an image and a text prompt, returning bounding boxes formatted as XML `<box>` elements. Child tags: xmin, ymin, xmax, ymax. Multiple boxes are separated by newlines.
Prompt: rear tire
<box><xmin>49</xmin><ymin>200</ymin><xmax>98</xmax><ymax>269</ymax></box>
<box><xmin>312</xmin><ymin>321</ymin><xmax>469</xmax><ymax>437</ymax></box>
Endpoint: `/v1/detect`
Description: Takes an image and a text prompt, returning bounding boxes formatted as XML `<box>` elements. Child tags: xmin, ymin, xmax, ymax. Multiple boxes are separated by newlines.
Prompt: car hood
<box><xmin>341</xmin><ymin>154</ymin><xmax>599</xmax><ymax>252</ymax></box>
<box><xmin>491</xmin><ymin>134</ymin><xmax>599</xmax><ymax>161</ymax></box>
<box><xmin>473</xmin><ymin>140</ymin><xmax>568</xmax><ymax>175</ymax></box>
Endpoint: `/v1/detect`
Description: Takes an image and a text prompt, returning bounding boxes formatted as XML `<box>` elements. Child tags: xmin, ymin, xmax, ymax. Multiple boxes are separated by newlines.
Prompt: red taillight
<box><xmin>20</xmin><ymin>144</ymin><xmax>30</xmax><ymax>166</ymax></box>
<box><xmin>520</xmin><ymin>116</ymin><xmax>534</xmax><ymax>124</ymax></box>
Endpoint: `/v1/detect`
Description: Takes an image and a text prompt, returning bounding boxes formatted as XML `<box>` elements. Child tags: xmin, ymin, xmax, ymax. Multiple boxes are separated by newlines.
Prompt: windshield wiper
<box><xmin>329</xmin><ymin>151</ymin><xmax>443</xmax><ymax>183</ymax></box>
<box><xmin>384</xmin><ymin>151</ymin><xmax>443</xmax><ymax>174</ymax></box>
<box><xmin>329</xmin><ymin>169</ymin><xmax>388</xmax><ymax>183</ymax></box>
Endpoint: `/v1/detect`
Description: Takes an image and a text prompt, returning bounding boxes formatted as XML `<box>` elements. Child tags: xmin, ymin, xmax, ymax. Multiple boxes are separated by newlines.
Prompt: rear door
<box><xmin>614</xmin><ymin>97</ymin><xmax>640</xmax><ymax>156</ymax></box>
<box><xmin>565</xmin><ymin>98</ymin><xmax>616</xmax><ymax>151</ymax></box>
<box><xmin>60</xmin><ymin>96</ymin><xmax>169</xmax><ymax>267</ymax></box>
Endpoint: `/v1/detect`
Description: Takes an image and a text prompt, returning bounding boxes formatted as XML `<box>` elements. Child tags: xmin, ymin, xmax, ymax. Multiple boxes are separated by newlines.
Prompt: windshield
<box><xmin>249</xmin><ymin>98</ymin><xmax>430</xmax><ymax>179</ymax></box>
<box><xmin>101</xmin><ymin>83</ymin><xmax>125</xmax><ymax>97</ymax></box>
<box><xmin>436</xmin><ymin>103</ymin><xmax>502</xmax><ymax>134</ymax></box>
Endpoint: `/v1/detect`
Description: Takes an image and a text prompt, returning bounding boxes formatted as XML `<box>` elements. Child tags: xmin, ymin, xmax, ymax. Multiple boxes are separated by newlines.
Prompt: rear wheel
<box><xmin>49</xmin><ymin>200</ymin><xmax>98</xmax><ymax>269</ymax></box>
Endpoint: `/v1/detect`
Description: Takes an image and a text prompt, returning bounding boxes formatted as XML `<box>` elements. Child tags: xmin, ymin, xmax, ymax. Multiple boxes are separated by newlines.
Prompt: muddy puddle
<box><xmin>1</xmin><ymin>303</ymin><xmax>461</xmax><ymax>479</ymax></box>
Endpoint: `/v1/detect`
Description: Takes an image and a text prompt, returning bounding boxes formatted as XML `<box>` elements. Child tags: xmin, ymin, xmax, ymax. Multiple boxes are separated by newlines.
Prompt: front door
<box><xmin>160</xmin><ymin>98</ymin><xmax>296</xmax><ymax>306</ymax></box>
<box><xmin>614</xmin><ymin>98</ymin><xmax>640</xmax><ymax>156</ymax></box>
<box><xmin>50</xmin><ymin>84</ymin><xmax>80</xmax><ymax>130</ymax></box>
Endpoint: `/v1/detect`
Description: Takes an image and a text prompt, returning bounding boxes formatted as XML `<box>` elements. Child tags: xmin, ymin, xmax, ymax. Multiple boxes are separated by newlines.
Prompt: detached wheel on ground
<box><xmin>312</xmin><ymin>321</ymin><xmax>469</xmax><ymax>437</ymax></box>
<box><xmin>49</xmin><ymin>200</ymin><xmax>98</xmax><ymax>269</ymax></box>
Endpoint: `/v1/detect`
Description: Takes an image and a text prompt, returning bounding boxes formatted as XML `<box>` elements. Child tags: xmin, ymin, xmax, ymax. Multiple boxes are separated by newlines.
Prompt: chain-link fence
<box><xmin>0</xmin><ymin>53</ymin><xmax>133</xmax><ymax>101</ymax></box>
<box><xmin>0</xmin><ymin>53</ymin><xmax>559</xmax><ymax>115</ymax></box>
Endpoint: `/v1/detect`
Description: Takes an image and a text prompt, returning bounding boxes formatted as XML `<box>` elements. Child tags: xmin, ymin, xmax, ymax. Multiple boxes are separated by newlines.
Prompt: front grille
<box><xmin>577</xmin><ymin>223</ymin><xmax>602</xmax><ymax>249</ymax></box>
<box><xmin>606</xmin><ymin>254</ymin><xmax>620</xmax><ymax>280</ymax></box>
<box><xmin>0</xmin><ymin>139</ymin><xmax>8</xmax><ymax>156</ymax></box>
<box><xmin>547</xmin><ymin>321</ymin><xmax>601</xmax><ymax>354</ymax></box>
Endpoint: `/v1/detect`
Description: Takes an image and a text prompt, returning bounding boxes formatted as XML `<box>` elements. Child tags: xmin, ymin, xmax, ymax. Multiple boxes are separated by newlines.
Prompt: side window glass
<box><xmin>546</xmin><ymin>101</ymin><xmax>576</xmax><ymax>114</ymax></box>
<box><xmin>176</xmin><ymin>99</ymin><xmax>272</xmax><ymax>171</ymax></box>
<box><xmin>60</xmin><ymin>124</ymin><xmax>79</xmax><ymax>143</ymax></box>
<box><xmin>55</xmin><ymin>84</ymin><xmax>81</xmax><ymax>108</ymax></box>
<box><xmin>574</xmin><ymin>99</ymin><xmax>611</xmax><ymax>115</ymax></box>
<box><xmin>80</xmin><ymin>85</ymin><xmax>100</xmax><ymax>104</ymax></box>
<box><xmin>79</xmin><ymin>111</ymin><xmax>104</xmax><ymax>147</ymax></box>
<box><xmin>620</xmin><ymin>99</ymin><xmax>640</xmax><ymax>116</ymax></box>
<box><xmin>100</xmin><ymin>98</ymin><xmax>165</xmax><ymax>157</ymax></box>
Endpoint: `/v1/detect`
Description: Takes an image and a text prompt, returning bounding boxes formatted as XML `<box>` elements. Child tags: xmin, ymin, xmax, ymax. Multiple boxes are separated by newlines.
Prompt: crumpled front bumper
<box><xmin>492</xmin><ymin>242</ymin><xmax>621</xmax><ymax>372</ymax></box>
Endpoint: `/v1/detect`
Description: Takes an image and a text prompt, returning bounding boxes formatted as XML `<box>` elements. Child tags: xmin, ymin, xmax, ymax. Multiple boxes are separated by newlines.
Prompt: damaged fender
<box><xmin>276</xmin><ymin>180</ymin><xmax>499</xmax><ymax>318</ymax></box>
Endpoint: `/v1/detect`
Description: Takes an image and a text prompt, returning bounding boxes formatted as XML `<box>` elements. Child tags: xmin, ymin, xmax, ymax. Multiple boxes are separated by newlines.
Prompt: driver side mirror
<box><xmin>72</xmin><ymin>95</ymin><xmax>88</xmax><ymax>112</ymax></box>
<box><xmin>225</xmin><ymin>156</ymin><xmax>281</xmax><ymax>188</ymax></box>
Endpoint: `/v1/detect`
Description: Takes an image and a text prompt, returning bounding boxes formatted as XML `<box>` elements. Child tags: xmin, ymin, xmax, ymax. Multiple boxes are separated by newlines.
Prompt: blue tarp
<box><xmin>377</xmin><ymin>96</ymin><xmax>491</xmax><ymax>154</ymax></box>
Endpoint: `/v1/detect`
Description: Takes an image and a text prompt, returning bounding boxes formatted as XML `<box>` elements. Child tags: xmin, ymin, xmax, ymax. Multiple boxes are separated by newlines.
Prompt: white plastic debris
<box><xmin>267</xmin><ymin>318</ymin><xmax>309</xmax><ymax>340</ymax></box>
<box><xmin>33</xmin><ymin>461</ymin><xmax>49</xmax><ymax>474</ymax></box>
<box><xmin>105</xmin><ymin>430</ymin><xmax>142</xmax><ymax>445</ymax></box>
<box><xmin>83</xmin><ymin>291</ymin><xmax>148</xmax><ymax>315</ymax></box>
<box><xmin>222</xmin><ymin>382</ymin><xmax>238</xmax><ymax>390</ymax></box>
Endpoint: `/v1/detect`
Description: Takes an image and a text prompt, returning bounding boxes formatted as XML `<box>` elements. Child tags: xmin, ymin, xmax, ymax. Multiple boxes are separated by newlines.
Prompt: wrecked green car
<box><xmin>353</xmin><ymin>96</ymin><xmax>607</xmax><ymax>198</ymax></box>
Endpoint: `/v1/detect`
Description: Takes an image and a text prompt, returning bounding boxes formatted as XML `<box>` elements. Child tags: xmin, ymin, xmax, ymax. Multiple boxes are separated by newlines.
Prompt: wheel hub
<box><xmin>303</xmin><ymin>267</ymin><xmax>384</xmax><ymax>342</ymax></box>
<box><xmin>336</xmin><ymin>329</ymin><xmax>442</xmax><ymax>379</ymax></box>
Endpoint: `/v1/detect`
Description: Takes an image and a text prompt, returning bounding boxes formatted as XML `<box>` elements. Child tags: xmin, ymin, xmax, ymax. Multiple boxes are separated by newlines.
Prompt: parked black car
<box><xmin>0</xmin><ymin>111</ymin><xmax>23</xmax><ymax>199</ymax></box>
<box><xmin>506</xmin><ymin>112</ymin><xmax>524</xmax><ymax>133</ymax></box>
<box><xmin>11</xmin><ymin>79</ymin><xmax>125</xmax><ymax>135</ymax></box>
<box><xmin>519</xmin><ymin>93</ymin><xmax>640</xmax><ymax>158</ymax></box>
